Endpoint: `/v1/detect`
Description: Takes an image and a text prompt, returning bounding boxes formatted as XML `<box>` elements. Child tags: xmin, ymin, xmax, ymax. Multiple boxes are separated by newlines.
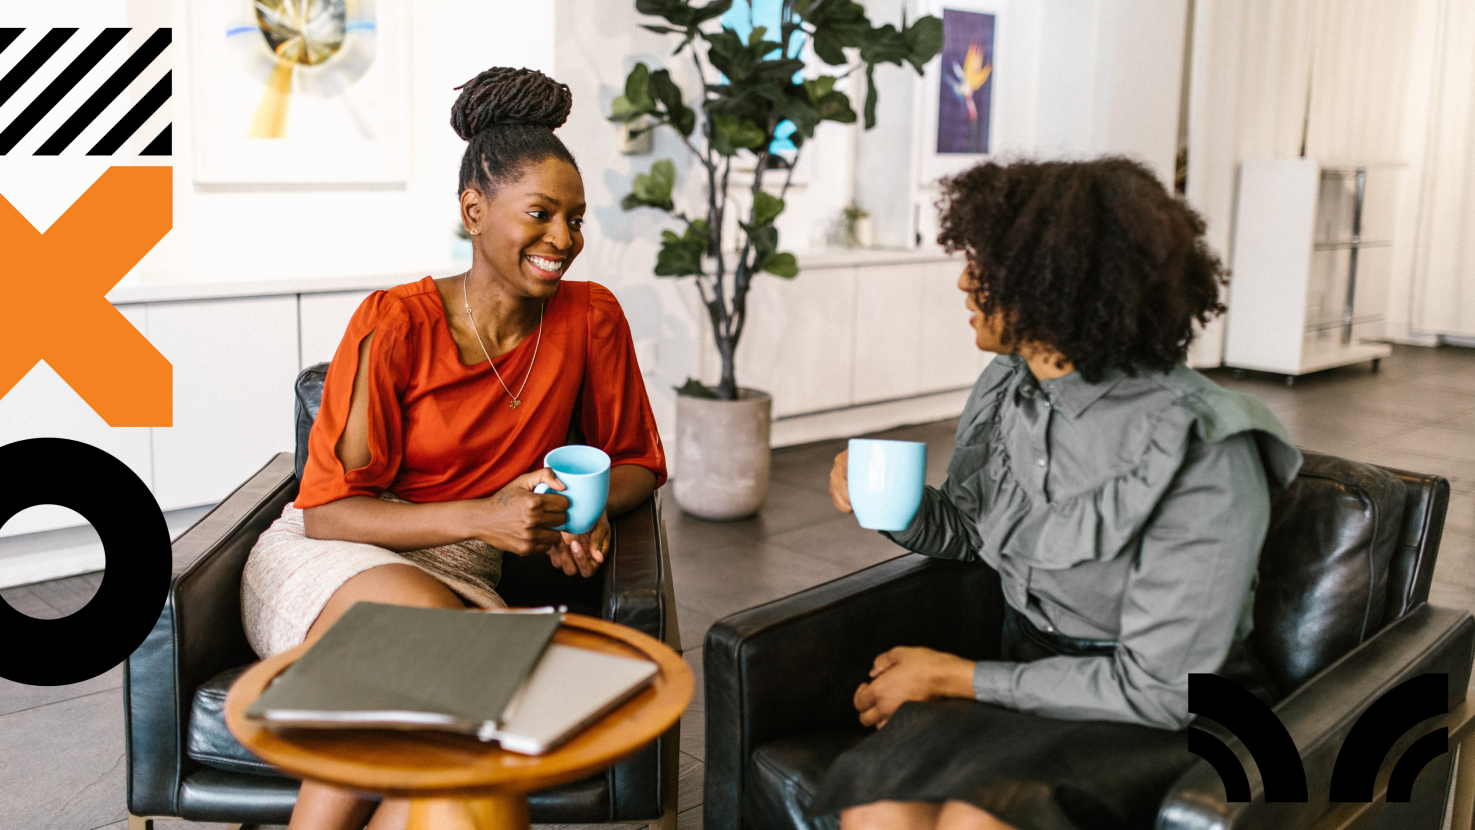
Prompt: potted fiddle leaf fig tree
<box><xmin>610</xmin><ymin>0</ymin><xmax>941</xmax><ymax>519</ymax></box>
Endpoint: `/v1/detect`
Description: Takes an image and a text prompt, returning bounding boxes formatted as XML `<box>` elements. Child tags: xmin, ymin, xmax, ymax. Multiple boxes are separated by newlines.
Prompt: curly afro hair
<box><xmin>451</xmin><ymin>67</ymin><xmax>578</xmax><ymax>196</ymax></box>
<box><xmin>937</xmin><ymin>157</ymin><xmax>1227</xmax><ymax>383</ymax></box>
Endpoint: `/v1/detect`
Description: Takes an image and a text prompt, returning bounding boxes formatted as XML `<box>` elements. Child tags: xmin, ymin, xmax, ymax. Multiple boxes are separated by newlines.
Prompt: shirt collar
<box><xmin>1032</xmin><ymin>366</ymin><xmax>1127</xmax><ymax>418</ymax></box>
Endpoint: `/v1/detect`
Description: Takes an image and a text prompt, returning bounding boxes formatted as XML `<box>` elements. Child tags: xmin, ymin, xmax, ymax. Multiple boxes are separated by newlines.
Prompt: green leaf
<box><xmin>811</xmin><ymin>28</ymin><xmax>847</xmax><ymax>65</ymax></box>
<box><xmin>804</xmin><ymin>0</ymin><xmax>867</xmax><ymax>27</ymax></box>
<box><xmin>703</xmin><ymin>29</ymin><xmax>751</xmax><ymax>79</ymax></box>
<box><xmin>752</xmin><ymin>190</ymin><xmax>785</xmax><ymax>226</ymax></box>
<box><xmin>752</xmin><ymin>58</ymin><xmax>805</xmax><ymax>80</ymax></box>
<box><xmin>674</xmin><ymin>377</ymin><xmax>720</xmax><ymax>398</ymax></box>
<box><xmin>609</xmin><ymin>95</ymin><xmax>644</xmax><ymax>123</ymax></box>
<box><xmin>740</xmin><ymin>221</ymin><xmax>778</xmax><ymax>257</ymax></box>
<box><xmin>747</xmin><ymin>25</ymin><xmax>768</xmax><ymax>47</ymax></box>
<box><xmin>641</xmin><ymin>24</ymin><xmax>684</xmax><ymax>35</ymax></box>
<box><xmin>655</xmin><ymin>240</ymin><xmax>703</xmax><ymax>276</ymax></box>
<box><xmin>863</xmin><ymin>63</ymin><xmax>878</xmax><ymax>129</ymax></box>
<box><xmin>691</xmin><ymin>0</ymin><xmax>734</xmax><ymax>24</ymax></box>
<box><xmin>648</xmin><ymin>69</ymin><xmax>697</xmax><ymax>137</ymax></box>
<box><xmin>803</xmin><ymin>76</ymin><xmax>837</xmax><ymax>104</ymax></box>
<box><xmin>774</xmin><ymin>95</ymin><xmax>820</xmax><ymax>138</ymax></box>
<box><xmin>625</xmin><ymin>63</ymin><xmax>655</xmax><ymax>111</ymax></box>
<box><xmin>859</xmin><ymin>23</ymin><xmax>910</xmax><ymax>65</ymax></box>
<box><xmin>904</xmin><ymin>15</ymin><xmax>944</xmax><ymax>73</ymax></box>
<box><xmin>815</xmin><ymin>90</ymin><xmax>856</xmax><ymax>123</ymax></box>
<box><xmin>758</xmin><ymin>251</ymin><xmax>799</xmax><ymax>278</ymax></box>
<box><xmin>654</xmin><ymin>218</ymin><xmax>710</xmax><ymax>277</ymax></box>
<box><xmin>626</xmin><ymin>158</ymin><xmax>677</xmax><ymax>212</ymax></box>
<box><xmin>711</xmin><ymin>114</ymin><xmax>766</xmax><ymax>156</ymax></box>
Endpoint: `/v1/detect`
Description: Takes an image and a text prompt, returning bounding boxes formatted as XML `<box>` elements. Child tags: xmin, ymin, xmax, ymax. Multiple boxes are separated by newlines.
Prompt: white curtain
<box><xmin>1410</xmin><ymin>0</ymin><xmax>1475</xmax><ymax>336</ymax></box>
<box><xmin>1185</xmin><ymin>0</ymin><xmax>1442</xmax><ymax>359</ymax></box>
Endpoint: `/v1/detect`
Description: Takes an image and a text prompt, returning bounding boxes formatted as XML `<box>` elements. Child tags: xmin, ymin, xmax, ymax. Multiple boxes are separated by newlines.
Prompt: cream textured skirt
<box><xmin>241</xmin><ymin>495</ymin><xmax>506</xmax><ymax>658</ymax></box>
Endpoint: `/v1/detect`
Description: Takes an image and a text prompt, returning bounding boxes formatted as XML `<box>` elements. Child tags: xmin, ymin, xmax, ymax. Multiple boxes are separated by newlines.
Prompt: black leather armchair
<box><xmin>705</xmin><ymin>451</ymin><xmax>1475</xmax><ymax>830</ymax></box>
<box><xmin>124</xmin><ymin>363</ymin><xmax>681</xmax><ymax>830</ymax></box>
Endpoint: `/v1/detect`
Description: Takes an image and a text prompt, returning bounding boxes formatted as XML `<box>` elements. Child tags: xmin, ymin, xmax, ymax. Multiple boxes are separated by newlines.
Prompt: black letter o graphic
<box><xmin>0</xmin><ymin>438</ymin><xmax>171</xmax><ymax>685</ymax></box>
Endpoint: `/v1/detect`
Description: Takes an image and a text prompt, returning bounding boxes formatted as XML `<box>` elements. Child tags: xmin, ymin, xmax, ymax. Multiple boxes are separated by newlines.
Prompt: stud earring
<box><xmin>469</xmin><ymin>229</ymin><xmax>479</xmax><ymax>235</ymax></box>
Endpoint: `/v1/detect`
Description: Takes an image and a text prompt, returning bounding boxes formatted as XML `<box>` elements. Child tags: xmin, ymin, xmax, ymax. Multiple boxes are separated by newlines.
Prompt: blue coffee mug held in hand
<box><xmin>847</xmin><ymin>439</ymin><xmax>926</xmax><ymax>531</ymax></box>
<box><xmin>533</xmin><ymin>445</ymin><xmax>612</xmax><ymax>535</ymax></box>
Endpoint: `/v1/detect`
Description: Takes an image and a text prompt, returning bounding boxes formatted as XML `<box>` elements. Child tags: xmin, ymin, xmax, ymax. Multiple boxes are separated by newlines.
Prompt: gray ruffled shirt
<box><xmin>884</xmin><ymin>355</ymin><xmax>1302</xmax><ymax>729</ymax></box>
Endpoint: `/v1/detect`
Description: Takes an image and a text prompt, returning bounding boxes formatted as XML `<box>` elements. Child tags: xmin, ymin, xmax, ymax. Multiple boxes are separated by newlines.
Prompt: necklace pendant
<box><xmin>510</xmin><ymin>399</ymin><xmax>521</xmax><ymax>409</ymax></box>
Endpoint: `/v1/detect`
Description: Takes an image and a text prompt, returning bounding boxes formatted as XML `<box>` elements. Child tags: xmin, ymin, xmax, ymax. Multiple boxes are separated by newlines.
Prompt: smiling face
<box><xmin>461</xmin><ymin>156</ymin><xmax>586</xmax><ymax>301</ymax></box>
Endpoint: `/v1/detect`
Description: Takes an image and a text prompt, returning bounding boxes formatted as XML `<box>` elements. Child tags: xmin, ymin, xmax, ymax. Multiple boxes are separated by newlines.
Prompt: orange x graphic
<box><xmin>0</xmin><ymin>166</ymin><xmax>172</xmax><ymax>426</ymax></box>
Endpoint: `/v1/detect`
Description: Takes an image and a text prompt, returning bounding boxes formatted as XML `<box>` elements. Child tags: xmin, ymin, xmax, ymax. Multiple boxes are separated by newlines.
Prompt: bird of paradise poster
<box><xmin>936</xmin><ymin>9</ymin><xmax>994</xmax><ymax>155</ymax></box>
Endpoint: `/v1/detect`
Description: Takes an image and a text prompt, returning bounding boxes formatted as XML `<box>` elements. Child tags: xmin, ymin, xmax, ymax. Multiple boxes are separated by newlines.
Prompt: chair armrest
<box><xmin>604</xmin><ymin>491</ymin><xmax>672</xmax><ymax>647</ymax></box>
<box><xmin>124</xmin><ymin>453</ymin><xmax>298</xmax><ymax>818</ymax></box>
<box><xmin>1160</xmin><ymin>603</ymin><xmax>1475</xmax><ymax>830</ymax></box>
<box><xmin>702</xmin><ymin>555</ymin><xmax>1004</xmax><ymax>830</ymax></box>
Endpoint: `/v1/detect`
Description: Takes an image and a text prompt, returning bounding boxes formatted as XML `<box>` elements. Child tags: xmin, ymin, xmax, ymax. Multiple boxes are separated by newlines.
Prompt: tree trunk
<box><xmin>716</xmin><ymin>336</ymin><xmax>738</xmax><ymax>400</ymax></box>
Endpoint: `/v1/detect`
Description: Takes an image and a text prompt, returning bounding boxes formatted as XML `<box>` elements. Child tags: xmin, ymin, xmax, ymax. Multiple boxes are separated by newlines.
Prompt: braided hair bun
<box><xmin>452</xmin><ymin>67</ymin><xmax>578</xmax><ymax>195</ymax></box>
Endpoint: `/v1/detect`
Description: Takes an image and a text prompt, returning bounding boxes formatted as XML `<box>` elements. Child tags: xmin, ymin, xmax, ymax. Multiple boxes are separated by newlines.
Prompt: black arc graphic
<box><xmin>1188</xmin><ymin>673</ymin><xmax>1309</xmax><ymax>802</ymax></box>
<box><xmin>0</xmin><ymin>438</ymin><xmax>171</xmax><ymax>685</ymax></box>
<box><xmin>1330</xmin><ymin>673</ymin><xmax>1448</xmax><ymax>802</ymax></box>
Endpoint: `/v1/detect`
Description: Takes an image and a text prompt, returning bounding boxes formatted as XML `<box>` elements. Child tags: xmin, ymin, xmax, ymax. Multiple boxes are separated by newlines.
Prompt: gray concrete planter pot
<box><xmin>673</xmin><ymin>388</ymin><xmax>772</xmax><ymax>521</ymax></box>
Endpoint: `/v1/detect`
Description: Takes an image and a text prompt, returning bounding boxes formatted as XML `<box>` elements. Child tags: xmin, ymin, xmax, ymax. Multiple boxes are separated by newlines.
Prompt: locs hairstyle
<box><xmin>938</xmin><ymin>157</ymin><xmax>1227</xmax><ymax>382</ymax></box>
<box><xmin>451</xmin><ymin>67</ymin><xmax>579</xmax><ymax>196</ymax></box>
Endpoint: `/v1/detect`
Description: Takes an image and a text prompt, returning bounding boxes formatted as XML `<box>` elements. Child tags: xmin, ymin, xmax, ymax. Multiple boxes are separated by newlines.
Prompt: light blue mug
<box><xmin>532</xmin><ymin>445</ymin><xmax>611</xmax><ymax>535</ymax></box>
<box><xmin>846</xmin><ymin>438</ymin><xmax>926</xmax><ymax>531</ymax></box>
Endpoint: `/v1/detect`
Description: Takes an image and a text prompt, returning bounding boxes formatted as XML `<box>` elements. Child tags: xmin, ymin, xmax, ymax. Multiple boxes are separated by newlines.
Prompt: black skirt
<box><xmin>804</xmin><ymin>605</ymin><xmax>1223</xmax><ymax>830</ymax></box>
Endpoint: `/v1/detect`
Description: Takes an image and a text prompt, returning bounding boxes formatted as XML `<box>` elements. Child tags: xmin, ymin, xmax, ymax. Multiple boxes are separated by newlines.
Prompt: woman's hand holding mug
<box><xmin>475</xmin><ymin>468</ymin><xmax>571</xmax><ymax>555</ymax></box>
<box><xmin>548</xmin><ymin>512</ymin><xmax>609</xmax><ymax>577</ymax></box>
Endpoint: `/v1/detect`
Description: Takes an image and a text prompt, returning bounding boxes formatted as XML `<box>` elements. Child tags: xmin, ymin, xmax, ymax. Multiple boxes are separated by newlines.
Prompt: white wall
<box><xmin>117</xmin><ymin>0</ymin><xmax>556</xmax><ymax>288</ymax></box>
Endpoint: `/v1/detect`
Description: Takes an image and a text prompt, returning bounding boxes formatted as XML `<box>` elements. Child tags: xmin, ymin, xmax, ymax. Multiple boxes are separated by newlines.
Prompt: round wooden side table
<box><xmin>225</xmin><ymin>613</ymin><xmax>693</xmax><ymax>830</ymax></box>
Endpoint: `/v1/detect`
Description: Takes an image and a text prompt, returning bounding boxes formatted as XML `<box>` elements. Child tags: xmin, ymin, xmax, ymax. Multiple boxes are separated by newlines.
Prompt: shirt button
<box><xmin>1036</xmin><ymin>459</ymin><xmax>1046</xmax><ymax>467</ymax></box>
<box><xmin>1042</xmin><ymin>400</ymin><xmax>1051</xmax><ymax>408</ymax></box>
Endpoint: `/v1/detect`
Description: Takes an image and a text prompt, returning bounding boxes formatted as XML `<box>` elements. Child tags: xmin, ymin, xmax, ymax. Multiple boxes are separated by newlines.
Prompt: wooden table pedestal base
<box><xmin>406</xmin><ymin>792</ymin><xmax>529</xmax><ymax>830</ymax></box>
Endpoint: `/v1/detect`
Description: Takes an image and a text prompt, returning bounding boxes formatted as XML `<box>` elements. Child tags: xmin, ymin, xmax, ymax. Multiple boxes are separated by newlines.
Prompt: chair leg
<box><xmin>126</xmin><ymin>816</ymin><xmax>153</xmax><ymax>830</ymax></box>
<box><xmin>1450</xmin><ymin>735</ymin><xmax>1475</xmax><ymax>830</ymax></box>
<box><xmin>654</xmin><ymin>807</ymin><xmax>678</xmax><ymax>830</ymax></box>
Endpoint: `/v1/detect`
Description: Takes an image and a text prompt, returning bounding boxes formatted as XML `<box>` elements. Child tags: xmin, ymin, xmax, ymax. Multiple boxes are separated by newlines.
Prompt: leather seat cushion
<box><xmin>1253</xmin><ymin>453</ymin><xmax>1407</xmax><ymax>694</ymax></box>
<box><xmin>187</xmin><ymin>663</ymin><xmax>615</xmax><ymax>819</ymax></box>
<box><xmin>188</xmin><ymin>663</ymin><xmax>288</xmax><ymax>778</ymax></box>
<box><xmin>744</xmin><ymin>731</ymin><xmax>866</xmax><ymax>830</ymax></box>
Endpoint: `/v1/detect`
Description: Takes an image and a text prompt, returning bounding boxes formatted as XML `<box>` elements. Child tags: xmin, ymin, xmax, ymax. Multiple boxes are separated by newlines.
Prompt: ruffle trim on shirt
<box><xmin>947</xmin><ymin>358</ymin><xmax>1302</xmax><ymax>571</ymax></box>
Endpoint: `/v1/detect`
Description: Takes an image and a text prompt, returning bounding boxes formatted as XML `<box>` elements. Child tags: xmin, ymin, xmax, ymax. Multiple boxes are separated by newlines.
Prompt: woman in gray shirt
<box><xmin>812</xmin><ymin>158</ymin><xmax>1301</xmax><ymax>830</ymax></box>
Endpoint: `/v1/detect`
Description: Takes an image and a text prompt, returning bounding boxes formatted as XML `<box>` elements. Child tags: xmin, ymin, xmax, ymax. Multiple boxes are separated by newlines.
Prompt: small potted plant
<box><xmin>842</xmin><ymin>201</ymin><xmax>873</xmax><ymax>248</ymax></box>
<box><xmin>610</xmin><ymin>0</ymin><xmax>941</xmax><ymax>519</ymax></box>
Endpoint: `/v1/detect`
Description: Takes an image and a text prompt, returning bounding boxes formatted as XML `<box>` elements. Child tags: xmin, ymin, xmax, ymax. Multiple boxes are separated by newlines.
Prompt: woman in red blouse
<box><xmin>241</xmin><ymin>68</ymin><xmax>666</xmax><ymax>830</ymax></box>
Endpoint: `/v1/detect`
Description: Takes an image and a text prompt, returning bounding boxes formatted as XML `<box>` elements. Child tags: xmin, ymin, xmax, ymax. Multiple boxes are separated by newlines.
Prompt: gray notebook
<box><xmin>246</xmin><ymin>601</ymin><xmax>562</xmax><ymax>738</ymax></box>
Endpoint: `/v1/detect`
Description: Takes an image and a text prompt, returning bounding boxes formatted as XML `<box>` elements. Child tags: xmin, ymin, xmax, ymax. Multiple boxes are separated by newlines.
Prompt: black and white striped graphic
<box><xmin>0</xmin><ymin>28</ymin><xmax>171</xmax><ymax>156</ymax></box>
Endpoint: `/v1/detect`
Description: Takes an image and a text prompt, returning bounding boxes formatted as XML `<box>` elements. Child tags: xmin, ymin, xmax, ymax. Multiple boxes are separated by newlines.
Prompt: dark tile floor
<box><xmin>5</xmin><ymin>344</ymin><xmax>1475</xmax><ymax>830</ymax></box>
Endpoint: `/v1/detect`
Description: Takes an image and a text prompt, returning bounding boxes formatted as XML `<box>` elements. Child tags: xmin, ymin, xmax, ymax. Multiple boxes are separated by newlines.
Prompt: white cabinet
<box><xmin>0</xmin><ymin>305</ymin><xmax>153</xmax><ymax>537</ymax></box>
<box><xmin>853</xmin><ymin>265</ymin><xmax>926</xmax><ymax>404</ymax></box>
<box><xmin>1224</xmin><ymin>158</ymin><xmax>1395</xmax><ymax>377</ymax></box>
<box><xmin>147</xmin><ymin>296</ymin><xmax>300</xmax><ymax>510</ymax></box>
<box><xmin>918</xmin><ymin>260</ymin><xmax>990</xmax><ymax>392</ymax></box>
<box><xmin>300</xmin><ymin>290</ymin><xmax>374</xmax><ymax>369</ymax></box>
<box><xmin>735</xmin><ymin>269</ymin><xmax>857</xmax><ymax>418</ymax></box>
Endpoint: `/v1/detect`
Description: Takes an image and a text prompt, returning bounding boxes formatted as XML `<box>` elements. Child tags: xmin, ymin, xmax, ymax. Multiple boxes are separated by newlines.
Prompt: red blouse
<box><xmin>295</xmin><ymin>277</ymin><xmax>666</xmax><ymax>508</ymax></box>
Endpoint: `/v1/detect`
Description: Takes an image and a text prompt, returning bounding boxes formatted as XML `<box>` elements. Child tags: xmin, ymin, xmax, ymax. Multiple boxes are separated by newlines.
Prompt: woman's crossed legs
<box><xmin>842</xmin><ymin>800</ymin><xmax>1017</xmax><ymax>830</ymax></box>
<box><xmin>285</xmin><ymin>563</ymin><xmax>466</xmax><ymax>830</ymax></box>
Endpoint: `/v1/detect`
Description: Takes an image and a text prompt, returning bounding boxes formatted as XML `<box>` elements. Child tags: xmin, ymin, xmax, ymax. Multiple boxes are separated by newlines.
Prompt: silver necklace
<box><xmin>462</xmin><ymin>275</ymin><xmax>543</xmax><ymax>409</ymax></box>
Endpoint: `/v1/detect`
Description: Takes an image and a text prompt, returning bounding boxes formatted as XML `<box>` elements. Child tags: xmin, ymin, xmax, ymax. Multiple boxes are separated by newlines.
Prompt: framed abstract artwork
<box><xmin>187</xmin><ymin>0</ymin><xmax>408</xmax><ymax>184</ymax></box>
<box><xmin>914</xmin><ymin>0</ymin><xmax>1002</xmax><ymax>184</ymax></box>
